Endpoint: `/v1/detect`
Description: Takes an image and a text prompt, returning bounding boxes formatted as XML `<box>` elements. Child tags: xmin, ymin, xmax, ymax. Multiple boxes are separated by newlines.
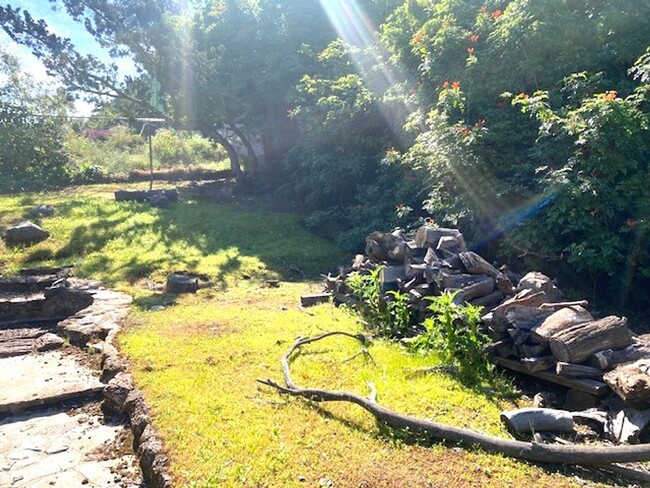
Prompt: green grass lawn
<box><xmin>0</xmin><ymin>185</ymin><xmax>613</xmax><ymax>487</ymax></box>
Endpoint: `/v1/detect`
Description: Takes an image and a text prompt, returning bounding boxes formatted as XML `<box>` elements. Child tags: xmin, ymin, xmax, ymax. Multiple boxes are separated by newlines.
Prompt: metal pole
<box><xmin>148</xmin><ymin>125</ymin><xmax>154</xmax><ymax>191</ymax></box>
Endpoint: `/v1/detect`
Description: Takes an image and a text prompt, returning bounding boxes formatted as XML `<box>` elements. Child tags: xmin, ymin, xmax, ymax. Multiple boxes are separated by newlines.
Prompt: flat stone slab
<box><xmin>0</xmin><ymin>351</ymin><xmax>103</xmax><ymax>414</ymax></box>
<box><xmin>0</xmin><ymin>409</ymin><xmax>141</xmax><ymax>487</ymax></box>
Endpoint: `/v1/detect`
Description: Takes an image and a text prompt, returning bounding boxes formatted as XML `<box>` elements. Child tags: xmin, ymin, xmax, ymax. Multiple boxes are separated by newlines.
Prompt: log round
<box><xmin>500</xmin><ymin>408</ymin><xmax>574</xmax><ymax>434</ymax></box>
<box><xmin>548</xmin><ymin>316</ymin><xmax>633</xmax><ymax>363</ymax></box>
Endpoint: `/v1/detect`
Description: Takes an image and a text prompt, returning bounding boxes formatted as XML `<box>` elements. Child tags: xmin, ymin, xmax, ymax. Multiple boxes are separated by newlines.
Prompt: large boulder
<box><xmin>3</xmin><ymin>221</ymin><xmax>50</xmax><ymax>246</ymax></box>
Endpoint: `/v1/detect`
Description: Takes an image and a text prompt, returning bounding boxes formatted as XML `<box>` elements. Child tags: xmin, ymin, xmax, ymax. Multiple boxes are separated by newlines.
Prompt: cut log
<box><xmin>556</xmin><ymin>362</ymin><xmax>603</xmax><ymax>380</ymax></box>
<box><xmin>494</xmin><ymin>357</ymin><xmax>610</xmax><ymax>397</ymax></box>
<box><xmin>603</xmin><ymin>360</ymin><xmax>650</xmax><ymax>409</ymax></box>
<box><xmin>483</xmin><ymin>339</ymin><xmax>514</xmax><ymax>358</ymax></box>
<box><xmin>606</xmin><ymin>408</ymin><xmax>650</xmax><ymax>444</ymax></box>
<box><xmin>505</xmin><ymin>306</ymin><xmax>553</xmax><ymax>330</ymax></box>
<box><xmin>521</xmin><ymin>356</ymin><xmax>557</xmax><ymax>373</ymax></box>
<box><xmin>593</xmin><ymin>341</ymin><xmax>650</xmax><ymax>371</ymax></box>
<box><xmin>500</xmin><ymin>408</ymin><xmax>574</xmax><ymax>434</ymax></box>
<box><xmin>469</xmin><ymin>290</ymin><xmax>504</xmax><ymax>310</ymax></box>
<box><xmin>300</xmin><ymin>293</ymin><xmax>333</xmax><ymax>307</ymax></box>
<box><xmin>458</xmin><ymin>252</ymin><xmax>515</xmax><ymax>295</ymax></box>
<box><xmin>516</xmin><ymin>272</ymin><xmax>562</xmax><ymax>302</ymax></box>
<box><xmin>549</xmin><ymin>316</ymin><xmax>633</xmax><ymax>363</ymax></box>
<box><xmin>508</xmin><ymin>328</ymin><xmax>530</xmax><ymax>346</ymax></box>
<box><xmin>414</xmin><ymin>226</ymin><xmax>467</xmax><ymax>252</ymax></box>
<box><xmin>455</xmin><ymin>276</ymin><xmax>495</xmax><ymax>302</ymax></box>
<box><xmin>365</xmin><ymin>231</ymin><xmax>407</xmax><ymax>263</ymax></box>
<box><xmin>530</xmin><ymin>306</ymin><xmax>593</xmax><ymax>344</ymax></box>
<box><xmin>520</xmin><ymin>343</ymin><xmax>549</xmax><ymax>357</ymax></box>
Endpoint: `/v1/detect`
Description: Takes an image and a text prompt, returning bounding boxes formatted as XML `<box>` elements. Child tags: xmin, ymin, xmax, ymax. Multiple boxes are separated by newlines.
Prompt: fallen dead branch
<box><xmin>257</xmin><ymin>332</ymin><xmax>650</xmax><ymax>465</ymax></box>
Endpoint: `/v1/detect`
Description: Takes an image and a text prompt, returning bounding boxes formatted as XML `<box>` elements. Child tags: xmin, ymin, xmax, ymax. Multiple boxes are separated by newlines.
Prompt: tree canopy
<box><xmin>1</xmin><ymin>0</ymin><xmax>649</xmax><ymax>307</ymax></box>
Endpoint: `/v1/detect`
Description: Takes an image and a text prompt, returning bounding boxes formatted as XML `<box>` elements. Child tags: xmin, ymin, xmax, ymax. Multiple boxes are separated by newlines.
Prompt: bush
<box><xmin>409</xmin><ymin>291</ymin><xmax>488</xmax><ymax>378</ymax></box>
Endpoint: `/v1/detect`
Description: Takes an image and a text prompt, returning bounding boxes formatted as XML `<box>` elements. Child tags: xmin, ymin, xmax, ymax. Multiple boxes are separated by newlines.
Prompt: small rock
<box><xmin>30</xmin><ymin>204</ymin><xmax>55</xmax><ymax>218</ymax></box>
<box><xmin>46</xmin><ymin>445</ymin><xmax>69</xmax><ymax>455</ymax></box>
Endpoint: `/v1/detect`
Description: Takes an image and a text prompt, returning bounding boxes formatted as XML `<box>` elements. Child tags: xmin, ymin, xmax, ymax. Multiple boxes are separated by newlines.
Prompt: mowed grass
<box><xmin>0</xmin><ymin>185</ymin><xmax>608</xmax><ymax>487</ymax></box>
<box><xmin>0</xmin><ymin>183</ymin><xmax>343</xmax><ymax>290</ymax></box>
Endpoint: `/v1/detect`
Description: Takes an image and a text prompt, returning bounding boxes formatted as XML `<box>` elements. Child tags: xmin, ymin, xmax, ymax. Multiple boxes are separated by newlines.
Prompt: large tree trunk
<box><xmin>229</xmin><ymin>124</ymin><xmax>259</xmax><ymax>171</ymax></box>
<box><xmin>549</xmin><ymin>316</ymin><xmax>633</xmax><ymax>363</ymax></box>
<box><xmin>211</xmin><ymin>130</ymin><xmax>241</xmax><ymax>177</ymax></box>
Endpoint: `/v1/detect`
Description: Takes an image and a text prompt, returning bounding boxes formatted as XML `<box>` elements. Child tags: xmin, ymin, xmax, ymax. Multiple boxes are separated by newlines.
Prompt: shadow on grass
<box><xmin>304</xmin><ymin>400</ymin><xmax>634</xmax><ymax>487</ymax></box>
<box><xmin>23</xmin><ymin>195</ymin><xmax>344</xmax><ymax>289</ymax></box>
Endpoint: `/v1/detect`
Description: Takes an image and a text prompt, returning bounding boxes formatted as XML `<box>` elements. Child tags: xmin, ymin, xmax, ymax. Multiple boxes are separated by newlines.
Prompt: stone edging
<box><xmin>58</xmin><ymin>279</ymin><xmax>173</xmax><ymax>488</ymax></box>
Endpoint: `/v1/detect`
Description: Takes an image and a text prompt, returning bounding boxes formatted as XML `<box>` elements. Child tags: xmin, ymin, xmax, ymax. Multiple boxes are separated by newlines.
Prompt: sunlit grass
<box><xmin>0</xmin><ymin>183</ymin><xmax>343</xmax><ymax>292</ymax></box>
<box><xmin>121</xmin><ymin>286</ymin><xmax>584</xmax><ymax>487</ymax></box>
<box><xmin>0</xmin><ymin>186</ymin><xmax>603</xmax><ymax>487</ymax></box>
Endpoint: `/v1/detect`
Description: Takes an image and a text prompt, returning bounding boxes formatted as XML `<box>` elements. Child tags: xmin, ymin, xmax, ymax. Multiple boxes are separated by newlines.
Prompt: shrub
<box><xmin>409</xmin><ymin>291</ymin><xmax>489</xmax><ymax>379</ymax></box>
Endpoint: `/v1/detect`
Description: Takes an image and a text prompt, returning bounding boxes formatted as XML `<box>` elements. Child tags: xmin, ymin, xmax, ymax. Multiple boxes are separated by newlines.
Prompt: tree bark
<box><xmin>259</xmin><ymin>331</ymin><xmax>650</xmax><ymax>465</ymax></box>
<box><xmin>229</xmin><ymin>124</ymin><xmax>259</xmax><ymax>170</ymax></box>
<box><xmin>211</xmin><ymin>130</ymin><xmax>241</xmax><ymax>177</ymax></box>
<box><xmin>549</xmin><ymin>316</ymin><xmax>633</xmax><ymax>363</ymax></box>
<box><xmin>530</xmin><ymin>306</ymin><xmax>594</xmax><ymax>344</ymax></box>
<box><xmin>555</xmin><ymin>362</ymin><xmax>603</xmax><ymax>380</ymax></box>
<box><xmin>593</xmin><ymin>341</ymin><xmax>650</xmax><ymax>370</ymax></box>
<box><xmin>500</xmin><ymin>408</ymin><xmax>574</xmax><ymax>434</ymax></box>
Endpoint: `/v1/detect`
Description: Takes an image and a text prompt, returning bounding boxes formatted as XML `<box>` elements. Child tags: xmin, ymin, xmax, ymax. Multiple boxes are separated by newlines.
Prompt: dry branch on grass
<box><xmin>258</xmin><ymin>332</ymin><xmax>650</xmax><ymax>466</ymax></box>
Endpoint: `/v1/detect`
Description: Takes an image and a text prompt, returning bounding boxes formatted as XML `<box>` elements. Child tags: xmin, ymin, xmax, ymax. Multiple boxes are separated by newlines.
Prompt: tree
<box><xmin>0</xmin><ymin>46</ymin><xmax>73</xmax><ymax>191</ymax></box>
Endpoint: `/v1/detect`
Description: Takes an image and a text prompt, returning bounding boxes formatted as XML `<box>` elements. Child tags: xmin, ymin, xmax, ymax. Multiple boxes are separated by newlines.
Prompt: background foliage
<box><xmin>2</xmin><ymin>0</ymin><xmax>649</xmax><ymax>309</ymax></box>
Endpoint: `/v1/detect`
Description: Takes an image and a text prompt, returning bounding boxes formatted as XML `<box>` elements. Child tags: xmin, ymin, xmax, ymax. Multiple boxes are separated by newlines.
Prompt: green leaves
<box><xmin>409</xmin><ymin>291</ymin><xmax>489</xmax><ymax>379</ymax></box>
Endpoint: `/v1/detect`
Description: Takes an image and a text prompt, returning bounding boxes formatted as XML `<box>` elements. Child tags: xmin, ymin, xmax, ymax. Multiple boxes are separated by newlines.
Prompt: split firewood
<box><xmin>490</xmin><ymin>290</ymin><xmax>548</xmax><ymax>320</ymax></box>
<box><xmin>469</xmin><ymin>290</ymin><xmax>504</xmax><ymax>310</ymax></box>
<box><xmin>501</xmin><ymin>408</ymin><xmax>574</xmax><ymax>434</ymax></box>
<box><xmin>521</xmin><ymin>356</ymin><xmax>557</xmax><ymax>373</ymax></box>
<box><xmin>516</xmin><ymin>272</ymin><xmax>562</xmax><ymax>302</ymax></box>
<box><xmin>505</xmin><ymin>305</ymin><xmax>553</xmax><ymax>330</ymax></box>
<box><xmin>593</xmin><ymin>341</ymin><xmax>650</xmax><ymax>371</ymax></box>
<box><xmin>458</xmin><ymin>251</ymin><xmax>515</xmax><ymax>295</ymax></box>
<box><xmin>482</xmin><ymin>339</ymin><xmax>514</xmax><ymax>358</ymax></box>
<box><xmin>454</xmin><ymin>276</ymin><xmax>495</xmax><ymax>303</ymax></box>
<box><xmin>414</xmin><ymin>226</ymin><xmax>467</xmax><ymax>252</ymax></box>
<box><xmin>605</xmin><ymin>408</ymin><xmax>650</xmax><ymax>444</ymax></box>
<box><xmin>603</xmin><ymin>360</ymin><xmax>650</xmax><ymax>409</ymax></box>
<box><xmin>259</xmin><ymin>332</ymin><xmax>650</xmax><ymax>465</ymax></box>
<box><xmin>555</xmin><ymin>362</ymin><xmax>603</xmax><ymax>380</ymax></box>
<box><xmin>538</xmin><ymin>300</ymin><xmax>589</xmax><ymax>310</ymax></box>
<box><xmin>530</xmin><ymin>306</ymin><xmax>593</xmax><ymax>344</ymax></box>
<box><xmin>549</xmin><ymin>316</ymin><xmax>633</xmax><ymax>363</ymax></box>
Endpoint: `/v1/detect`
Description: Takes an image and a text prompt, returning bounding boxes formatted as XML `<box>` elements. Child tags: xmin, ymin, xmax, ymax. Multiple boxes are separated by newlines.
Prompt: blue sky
<box><xmin>2</xmin><ymin>0</ymin><xmax>137</xmax><ymax>114</ymax></box>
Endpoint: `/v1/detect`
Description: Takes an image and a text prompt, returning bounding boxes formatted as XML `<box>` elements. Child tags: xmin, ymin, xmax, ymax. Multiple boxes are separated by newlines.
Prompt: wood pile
<box><xmin>315</xmin><ymin>225</ymin><xmax>650</xmax><ymax>443</ymax></box>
